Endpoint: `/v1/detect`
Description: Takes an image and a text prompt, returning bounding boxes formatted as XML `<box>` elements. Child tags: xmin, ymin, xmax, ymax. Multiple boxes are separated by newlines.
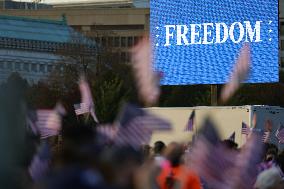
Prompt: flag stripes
<box><xmin>114</xmin><ymin>104</ymin><xmax>171</xmax><ymax>149</ymax></box>
<box><xmin>262</xmin><ymin>131</ymin><xmax>270</xmax><ymax>143</ymax></box>
<box><xmin>276</xmin><ymin>125</ymin><xmax>284</xmax><ymax>144</ymax></box>
<box><xmin>74</xmin><ymin>103</ymin><xmax>90</xmax><ymax>115</ymax></box>
<box><xmin>96</xmin><ymin>124</ymin><xmax>118</xmax><ymax>140</ymax></box>
<box><xmin>76</xmin><ymin>76</ymin><xmax>99</xmax><ymax>123</ymax></box>
<box><xmin>36</xmin><ymin>110</ymin><xmax>62</xmax><ymax>139</ymax></box>
<box><xmin>241</xmin><ymin>122</ymin><xmax>249</xmax><ymax>135</ymax></box>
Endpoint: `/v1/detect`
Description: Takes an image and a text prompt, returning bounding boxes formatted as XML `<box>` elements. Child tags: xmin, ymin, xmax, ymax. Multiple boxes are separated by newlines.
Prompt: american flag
<box><xmin>228</xmin><ymin>132</ymin><xmax>235</xmax><ymax>142</ymax></box>
<box><xmin>190</xmin><ymin>118</ymin><xmax>236</xmax><ymax>189</ymax></box>
<box><xmin>241</xmin><ymin>122</ymin><xmax>249</xmax><ymax>135</ymax></box>
<box><xmin>114</xmin><ymin>103</ymin><xmax>171</xmax><ymax>149</ymax></box>
<box><xmin>275</xmin><ymin>124</ymin><xmax>284</xmax><ymax>144</ymax></box>
<box><xmin>131</xmin><ymin>36</ymin><xmax>160</xmax><ymax>106</ymax></box>
<box><xmin>96</xmin><ymin>124</ymin><xmax>118</xmax><ymax>141</ymax></box>
<box><xmin>250</xmin><ymin>128</ymin><xmax>270</xmax><ymax>143</ymax></box>
<box><xmin>74</xmin><ymin>103</ymin><xmax>89</xmax><ymax>115</ymax></box>
<box><xmin>29</xmin><ymin>141</ymin><xmax>51</xmax><ymax>181</ymax></box>
<box><xmin>36</xmin><ymin>104</ymin><xmax>65</xmax><ymax>139</ymax></box>
<box><xmin>220</xmin><ymin>43</ymin><xmax>250</xmax><ymax>103</ymax></box>
<box><xmin>191</xmin><ymin>118</ymin><xmax>263</xmax><ymax>189</ymax></box>
<box><xmin>78</xmin><ymin>76</ymin><xmax>99</xmax><ymax>123</ymax></box>
<box><xmin>262</xmin><ymin>131</ymin><xmax>270</xmax><ymax>143</ymax></box>
<box><xmin>233</xmin><ymin>133</ymin><xmax>263</xmax><ymax>189</ymax></box>
<box><xmin>184</xmin><ymin>110</ymin><xmax>195</xmax><ymax>132</ymax></box>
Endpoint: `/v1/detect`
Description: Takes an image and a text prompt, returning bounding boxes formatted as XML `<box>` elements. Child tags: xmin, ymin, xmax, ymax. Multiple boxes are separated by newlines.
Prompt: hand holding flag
<box><xmin>241</xmin><ymin>122</ymin><xmax>249</xmax><ymax>136</ymax></box>
<box><xmin>131</xmin><ymin>36</ymin><xmax>160</xmax><ymax>106</ymax></box>
<box><xmin>220</xmin><ymin>43</ymin><xmax>251</xmax><ymax>103</ymax></box>
<box><xmin>262</xmin><ymin>119</ymin><xmax>273</xmax><ymax>143</ymax></box>
<box><xmin>275</xmin><ymin>124</ymin><xmax>284</xmax><ymax>144</ymax></box>
<box><xmin>36</xmin><ymin>103</ymin><xmax>66</xmax><ymax>139</ymax></box>
<box><xmin>114</xmin><ymin>103</ymin><xmax>171</xmax><ymax>149</ymax></box>
<box><xmin>77</xmin><ymin>75</ymin><xmax>99</xmax><ymax>123</ymax></box>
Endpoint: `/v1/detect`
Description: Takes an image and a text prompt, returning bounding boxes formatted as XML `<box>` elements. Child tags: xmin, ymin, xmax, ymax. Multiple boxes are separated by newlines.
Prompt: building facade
<box><xmin>43</xmin><ymin>0</ymin><xmax>149</xmax><ymax>8</ymax></box>
<box><xmin>0</xmin><ymin>0</ymin><xmax>52</xmax><ymax>10</ymax></box>
<box><xmin>0</xmin><ymin>15</ymin><xmax>96</xmax><ymax>83</ymax></box>
<box><xmin>0</xmin><ymin>8</ymin><xmax>149</xmax><ymax>64</ymax></box>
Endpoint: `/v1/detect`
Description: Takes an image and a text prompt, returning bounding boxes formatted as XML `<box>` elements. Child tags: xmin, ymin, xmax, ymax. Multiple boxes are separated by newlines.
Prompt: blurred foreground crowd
<box><xmin>0</xmin><ymin>38</ymin><xmax>283</xmax><ymax>189</ymax></box>
<box><xmin>1</xmin><ymin>83</ymin><xmax>284</xmax><ymax>189</ymax></box>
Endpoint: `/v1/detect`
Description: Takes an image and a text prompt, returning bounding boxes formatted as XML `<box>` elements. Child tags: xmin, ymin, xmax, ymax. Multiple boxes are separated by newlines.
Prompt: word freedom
<box><xmin>163</xmin><ymin>21</ymin><xmax>262</xmax><ymax>46</ymax></box>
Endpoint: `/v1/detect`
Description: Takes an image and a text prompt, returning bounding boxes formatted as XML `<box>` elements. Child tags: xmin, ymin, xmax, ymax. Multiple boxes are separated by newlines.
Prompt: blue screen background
<box><xmin>150</xmin><ymin>0</ymin><xmax>279</xmax><ymax>85</ymax></box>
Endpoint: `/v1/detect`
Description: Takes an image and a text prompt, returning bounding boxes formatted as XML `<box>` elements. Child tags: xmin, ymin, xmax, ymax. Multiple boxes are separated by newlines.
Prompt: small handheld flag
<box><xmin>241</xmin><ymin>122</ymin><xmax>249</xmax><ymax>135</ymax></box>
<box><xmin>74</xmin><ymin>103</ymin><xmax>90</xmax><ymax>115</ymax></box>
<box><xmin>262</xmin><ymin>131</ymin><xmax>270</xmax><ymax>143</ymax></box>
<box><xmin>220</xmin><ymin>43</ymin><xmax>250</xmax><ymax>103</ymax></box>
<box><xmin>114</xmin><ymin>103</ymin><xmax>171</xmax><ymax>149</ymax></box>
<box><xmin>36</xmin><ymin>103</ymin><xmax>66</xmax><ymax>139</ymax></box>
<box><xmin>77</xmin><ymin>76</ymin><xmax>99</xmax><ymax>123</ymax></box>
<box><xmin>184</xmin><ymin>110</ymin><xmax>195</xmax><ymax>132</ymax></box>
<box><xmin>275</xmin><ymin>124</ymin><xmax>284</xmax><ymax>144</ymax></box>
<box><xmin>228</xmin><ymin>132</ymin><xmax>235</xmax><ymax>142</ymax></box>
<box><xmin>96</xmin><ymin>124</ymin><xmax>118</xmax><ymax>141</ymax></box>
<box><xmin>131</xmin><ymin>36</ymin><xmax>160</xmax><ymax>106</ymax></box>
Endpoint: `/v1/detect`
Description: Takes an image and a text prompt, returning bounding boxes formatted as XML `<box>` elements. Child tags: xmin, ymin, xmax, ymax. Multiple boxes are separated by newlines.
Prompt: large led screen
<box><xmin>150</xmin><ymin>0</ymin><xmax>279</xmax><ymax>85</ymax></box>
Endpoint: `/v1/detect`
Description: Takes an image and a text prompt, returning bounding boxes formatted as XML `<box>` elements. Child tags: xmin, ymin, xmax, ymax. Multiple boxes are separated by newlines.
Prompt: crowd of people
<box><xmin>1</xmin><ymin>85</ymin><xmax>284</xmax><ymax>189</ymax></box>
<box><xmin>1</xmin><ymin>37</ymin><xmax>284</xmax><ymax>189</ymax></box>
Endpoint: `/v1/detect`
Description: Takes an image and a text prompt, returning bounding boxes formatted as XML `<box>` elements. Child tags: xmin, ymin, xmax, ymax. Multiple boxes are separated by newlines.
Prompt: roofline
<box><xmin>46</xmin><ymin>0</ymin><xmax>133</xmax><ymax>5</ymax></box>
<box><xmin>0</xmin><ymin>14</ymin><xmax>67</xmax><ymax>25</ymax></box>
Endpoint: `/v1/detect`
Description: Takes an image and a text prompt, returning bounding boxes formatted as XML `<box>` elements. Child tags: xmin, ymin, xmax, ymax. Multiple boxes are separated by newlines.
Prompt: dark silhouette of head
<box><xmin>164</xmin><ymin>142</ymin><xmax>184</xmax><ymax>167</ymax></box>
<box><xmin>154</xmin><ymin>141</ymin><xmax>166</xmax><ymax>155</ymax></box>
<box><xmin>222</xmin><ymin>139</ymin><xmax>238</xmax><ymax>150</ymax></box>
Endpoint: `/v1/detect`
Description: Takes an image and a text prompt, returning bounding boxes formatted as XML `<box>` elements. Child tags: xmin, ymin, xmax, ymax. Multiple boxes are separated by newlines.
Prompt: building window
<box><xmin>134</xmin><ymin>36</ymin><xmax>140</xmax><ymax>45</ymax></box>
<box><xmin>108</xmin><ymin>37</ymin><xmax>113</xmax><ymax>47</ymax></box>
<box><xmin>0</xmin><ymin>62</ymin><xmax>4</xmax><ymax>69</ymax></box>
<box><xmin>102</xmin><ymin>37</ymin><xmax>107</xmax><ymax>47</ymax></box>
<box><xmin>121</xmin><ymin>37</ymin><xmax>126</xmax><ymax>47</ymax></box>
<box><xmin>15</xmin><ymin>62</ymin><xmax>21</xmax><ymax>71</ymax></box>
<box><xmin>95</xmin><ymin>37</ymin><xmax>101</xmax><ymax>44</ymax></box>
<box><xmin>23</xmin><ymin>63</ymin><xmax>29</xmax><ymax>72</ymax></box>
<box><xmin>126</xmin><ymin>52</ymin><xmax>130</xmax><ymax>63</ymax></box>
<box><xmin>6</xmin><ymin>62</ymin><xmax>12</xmax><ymax>70</ymax></box>
<box><xmin>128</xmin><ymin>37</ymin><xmax>133</xmax><ymax>47</ymax></box>
<box><xmin>47</xmin><ymin>65</ymin><xmax>53</xmax><ymax>72</ymax></box>
<box><xmin>40</xmin><ymin>64</ymin><xmax>45</xmax><ymax>73</ymax></box>
<box><xmin>113</xmin><ymin>52</ymin><xmax>120</xmax><ymax>61</ymax></box>
<box><xmin>114</xmin><ymin>37</ymin><xmax>120</xmax><ymax>47</ymax></box>
<box><xmin>121</xmin><ymin>52</ymin><xmax>126</xmax><ymax>62</ymax></box>
<box><xmin>31</xmin><ymin>64</ymin><xmax>37</xmax><ymax>72</ymax></box>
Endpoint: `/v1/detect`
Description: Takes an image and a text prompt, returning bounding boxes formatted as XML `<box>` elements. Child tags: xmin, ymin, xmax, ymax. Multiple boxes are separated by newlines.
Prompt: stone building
<box><xmin>0</xmin><ymin>8</ymin><xmax>149</xmax><ymax>64</ymax></box>
<box><xmin>0</xmin><ymin>14</ymin><xmax>96</xmax><ymax>83</ymax></box>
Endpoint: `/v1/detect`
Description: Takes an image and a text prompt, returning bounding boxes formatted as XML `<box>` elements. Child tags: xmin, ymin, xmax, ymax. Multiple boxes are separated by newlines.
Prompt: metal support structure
<box><xmin>211</xmin><ymin>84</ymin><xmax>218</xmax><ymax>106</ymax></box>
